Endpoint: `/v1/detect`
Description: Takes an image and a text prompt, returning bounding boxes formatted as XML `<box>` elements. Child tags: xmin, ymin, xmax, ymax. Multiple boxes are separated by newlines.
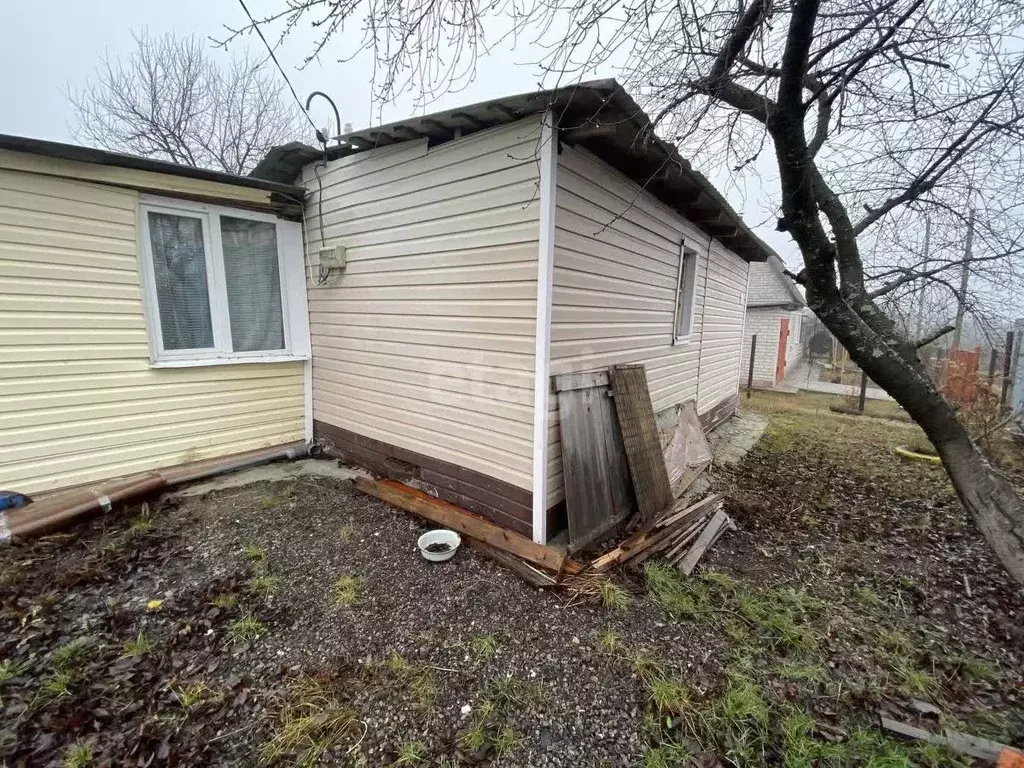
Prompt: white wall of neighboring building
<box><xmin>741</xmin><ymin>306</ymin><xmax>807</xmax><ymax>387</ymax></box>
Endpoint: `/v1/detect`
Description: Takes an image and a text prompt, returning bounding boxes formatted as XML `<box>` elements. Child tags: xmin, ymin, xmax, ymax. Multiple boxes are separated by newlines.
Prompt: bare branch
<box><xmin>916</xmin><ymin>323</ymin><xmax>955</xmax><ymax>348</ymax></box>
<box><xmin>69</xmin><ymin>30</ymin><xmax>305</xmax><ymax>174</ymax></box>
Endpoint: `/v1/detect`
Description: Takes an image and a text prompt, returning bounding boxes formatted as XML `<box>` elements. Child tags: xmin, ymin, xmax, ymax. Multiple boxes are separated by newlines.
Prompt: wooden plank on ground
<box><xmin>555</xmin><ymin>373</ymin><xmax>634</xmax><ymax>552</ymax></box>
<box><xmin>353</xmin><ymin>476</ymin><xmax>577</xmax><ymax>574</ymax></box>
<box><xmin>465</xmin><ymin>538</ymin><xmax>557</xmax><ymax>588</ymax></box>
<box><xmin>677</xmin><ymin>508</ymin><xmax>729</xmax><ymax>575</ymax></box>
<box><xmin>609</xmin><ymin>364</ymin><xmax>673</xmax><ymax>521</ymax></box>
<box><xmin>628</xmin><ymin>516</ymin><xmax>710</xmax><ymax>567</ymax></box>
<box><xmin>880</xmin><ymin>717</ymin><xmax>1024</xmax><ymax>762</ymax></box>
<box><xmin>656</xmin><ymin>493</ymin><xmax>723</xmax><ymax>529</ymax></box>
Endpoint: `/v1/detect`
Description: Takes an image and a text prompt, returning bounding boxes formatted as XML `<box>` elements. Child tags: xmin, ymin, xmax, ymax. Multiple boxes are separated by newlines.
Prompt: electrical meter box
<box><xmin>318</xmin><ymin>245</ymin><xmax>347</xmax><ymax>270</ymax></box>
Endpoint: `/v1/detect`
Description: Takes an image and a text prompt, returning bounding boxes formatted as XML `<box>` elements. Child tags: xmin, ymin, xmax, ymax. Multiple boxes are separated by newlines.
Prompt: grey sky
<box><xmin>1</xmin><ymin>0</ymin><xmax>790</xmax><ymax>259</ymax></box>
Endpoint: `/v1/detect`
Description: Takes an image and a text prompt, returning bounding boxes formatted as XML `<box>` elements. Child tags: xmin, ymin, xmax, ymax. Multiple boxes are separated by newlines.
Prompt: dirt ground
<box><xmin>1</xmin><ymin>391</ymin><xmax>1022</xmax><ymax>767</ymax></box>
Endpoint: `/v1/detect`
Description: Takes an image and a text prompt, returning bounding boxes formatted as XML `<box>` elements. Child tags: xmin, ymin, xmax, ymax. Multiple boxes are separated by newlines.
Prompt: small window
<box><xmin>673</xmin><ymin>243</ymin><xmax>698</xmax><ymax>343</ymax></box>
<box><xmin>138</xmin><ymin>196</ymin><xmax>309</xmax><ymax>366</ymax></box>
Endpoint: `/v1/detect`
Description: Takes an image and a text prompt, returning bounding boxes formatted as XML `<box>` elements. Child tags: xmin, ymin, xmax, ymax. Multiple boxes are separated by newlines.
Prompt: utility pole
<box><xmin>914</xmin><ymin>216</ymin><xmax>931</xmax><ymax>342</ymax></box>
<box><xmin>952</xmin><ymin>209</ymin><xmax>974</xmax><ymax>350</ymax></box>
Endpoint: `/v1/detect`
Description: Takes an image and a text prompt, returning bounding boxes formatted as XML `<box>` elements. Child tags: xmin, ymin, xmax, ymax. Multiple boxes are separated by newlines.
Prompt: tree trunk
<box><xmin>811</xmin><ymin>296</ymin><xmax>1024</xmax><ymax>585</ymax></box>
<box><xmin>932</xmin><ymin>427</ymin><xmax>1024</xmax><ymax>585</ymax></box>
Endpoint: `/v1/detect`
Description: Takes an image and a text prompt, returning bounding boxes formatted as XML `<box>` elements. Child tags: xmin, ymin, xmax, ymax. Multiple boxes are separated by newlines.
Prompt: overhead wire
<box><xmin>235</xmin><ymin>0</ymin><xmax>319</xmax><ymax>136</ymax></box>
<box><xmin>236</xmin><ymin>0</ymin><xmax>334</xmax><ymax>285</ymax></box>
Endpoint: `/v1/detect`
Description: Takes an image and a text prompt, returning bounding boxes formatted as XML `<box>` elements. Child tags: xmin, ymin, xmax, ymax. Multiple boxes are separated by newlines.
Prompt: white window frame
<box><xmin>672</xmin><ymin>241</ymin><xmax>700</xmax><ymax>345</ymax></box>
<box><xmin>137</xmin><ymin>194</ymin><xmax>310</xmax><ymax>367</ymax></box>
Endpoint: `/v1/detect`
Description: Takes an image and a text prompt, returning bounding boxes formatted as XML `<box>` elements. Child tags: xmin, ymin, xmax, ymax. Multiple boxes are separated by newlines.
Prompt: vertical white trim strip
<box><xmin>303</xmin><ymin>358</ymin><xmax>314</xmax><ymax>443</ymax></box>
<box><xmin>531</xmin><ymin>111</ymin><xmax>558</xmax><ymax>545</ymax></box>
<box><xmin>298</xmin><ymin>216</ymin><xmax>315</xmax><ymax>444</ymax></box>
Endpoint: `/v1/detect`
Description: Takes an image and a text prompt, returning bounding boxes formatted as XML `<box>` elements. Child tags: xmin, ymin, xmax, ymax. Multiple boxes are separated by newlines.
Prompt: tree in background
<box><xmin>69</xmin><ymin>31</ymin><xmax>304</xmax><ymax>175</ymax></box>
<box><xmin>224</xmin><ymin>0</ymin><xmax>1024</xmax><ymax>583</ymax></box>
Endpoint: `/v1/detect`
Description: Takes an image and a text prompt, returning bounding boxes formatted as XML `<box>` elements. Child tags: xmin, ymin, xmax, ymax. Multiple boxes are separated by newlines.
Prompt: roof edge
<box><xmin>252</xmin><ymin>80</ymin><xmax>779</xmax><ymax>263</ymax></box>
<box><xmin>0</xmin><ymin>134</ymin><xmax>307</xmax><ymax>201</ymax></box>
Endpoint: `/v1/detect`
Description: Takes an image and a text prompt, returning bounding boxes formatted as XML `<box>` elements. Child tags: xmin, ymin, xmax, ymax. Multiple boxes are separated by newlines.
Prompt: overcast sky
<box><xmin>0</xmin><ymin>0</ymin><xmax>791</xmax><ymax>259</ymax></box>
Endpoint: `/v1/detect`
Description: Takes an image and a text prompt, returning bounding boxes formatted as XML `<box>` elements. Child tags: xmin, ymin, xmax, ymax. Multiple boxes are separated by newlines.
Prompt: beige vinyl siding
<box><xmin>695</xmin><ymin>240</ymin><xmax>750</xmax><ymax>412</ymax></box>
<box><xmin>0</xmin><ymin>165</ymin><xmax>305</xmax><ymax>494</ymax></box>
<box><xmin>301</xmin><ymin>119</ymin><xmax>542</xmax><ymax>492</ymax></box>
<box><xmin>546</xmin><ymin>145</ymin><xmax>749</xmax><ymax>507</ymax></box>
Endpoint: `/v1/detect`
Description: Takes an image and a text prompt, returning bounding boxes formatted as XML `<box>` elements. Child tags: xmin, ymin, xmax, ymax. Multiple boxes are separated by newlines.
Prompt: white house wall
<box><xmin>741</xmin><ymin>306</ymin><xmax>806</xmax><ymax>387</ymax></box>
<box><xmin>747</xmin><ymin>259</ymin><xmax>797</xmax><ymax>306</ymax></box>
<box><xmin>546</xmin><ymin>145</ymin><xmax>750</xmax><ymax>508</ymax></box>
<box><xmin>300</xmin><ymin>119</ymin><xmax>543</xmax><ymax>500</ymax></box>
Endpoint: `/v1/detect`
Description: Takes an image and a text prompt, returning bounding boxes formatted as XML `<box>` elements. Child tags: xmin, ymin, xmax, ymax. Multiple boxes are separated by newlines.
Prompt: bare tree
<box><xmin>222</xmin><ymin>0</ymin><xmax>1024</xmax><ymax>583</ymax></box>
<box><xmin>69</xmin><ymin>30</ymin><xmax>305</xmax><ymax>175</ymax></box>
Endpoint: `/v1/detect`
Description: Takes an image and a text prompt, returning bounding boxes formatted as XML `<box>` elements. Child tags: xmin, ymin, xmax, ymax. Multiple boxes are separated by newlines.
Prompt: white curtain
<box><xmin>147</xmin><ymin>212</ymin><xmax>214</xmax><ymax>350</ymax></box>
<box><xmin>220</xmin><ymin>216</ymin><xmax>285</xmax><ymax>352</ymax></box>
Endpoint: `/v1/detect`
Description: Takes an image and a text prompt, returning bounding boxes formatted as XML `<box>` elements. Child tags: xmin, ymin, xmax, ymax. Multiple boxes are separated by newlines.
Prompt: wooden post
<box><xmin>1001</xmin><ymin>330</ymin><xmax>1015</xmax><ymax>405</ymax></box>
<box><xmin>988</xmin><ymin>347</ymin><xmax>998</xmax><ymax>384</ymax></box>
<box><xmin>858</xmin><ymin>370</ymin><xmax>868</xmax><ymax>412</ymax></box>
<box><xmin>746</xmin><ymin>334</ymin><xmax>757</xmax><ymax>398</ymax></box>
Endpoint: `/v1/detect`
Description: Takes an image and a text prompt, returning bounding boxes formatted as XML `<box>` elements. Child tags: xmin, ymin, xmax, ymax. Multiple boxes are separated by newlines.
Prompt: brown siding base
<box><xmin>314</xmin><ymin>420</ymin><xmax>534</xmax><ymax>539</ymax></box>
<box><xmin>699</xmin><ymin>393</ymin><xmax>740</xmax><ymax>432</ymax></box>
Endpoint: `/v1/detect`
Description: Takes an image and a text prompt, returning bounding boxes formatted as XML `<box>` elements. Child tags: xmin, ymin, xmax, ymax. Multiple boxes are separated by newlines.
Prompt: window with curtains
<box><xmin>138</xmin><ymin>197</ymin><xmax>308</xmax><ymax>366</ymax></box>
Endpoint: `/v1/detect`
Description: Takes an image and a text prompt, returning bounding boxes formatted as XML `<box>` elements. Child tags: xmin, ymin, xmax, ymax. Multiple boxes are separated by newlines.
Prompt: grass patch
<box><xmin>61</xmin><ymin>741</ymin><xmax>94</xmax><ymax>768</ymax></box>
<box><xmin>0</xmin><ymin>659</ymin><xmax>23</xmax><ymax>704</ymax></box>
<box><xmin>493</xmin><ymin>725</ymin><xmax>523</xmax><ymax>758</ymax></box>
<box><xmin>470</xmin><ymin>635</ymin><xmax>497</xmax><ymax>662</ymax></box>
<box><xmin>120</xmin><ymin>632</ymin><xmax>152</xmax><ymax>659</ymax></box>
<box><xmin>943</xmin><ymin>655</ymin><xmax>998</xmax><ymax>684</ymax></box>
<box><xmin>52</xmin><ymin>637</ymin><xmax>91</xmax><ymax>667</ymax></box>
<box><xmin>40</xmin><ymin>637</ymin><xmax>92</xmax><ymax>700</ymax></box>
<box><xmin>249</xmin><ymin>574</ymin><xmax>281</xmax><ymax>598</ymax></box>
<box><xmin>645</xmin><ymin>563</ymin><xmax>822</xmax><ymax>652</ymax></box>
<box><xmin>228</xmin><ymin>614</ymin><xmax>266</xmax><ymax>643</ymax></box>
<box><xmin>631</xmin><ymin>652</ymin><xmax>667</xmax><ymax>686</ymax></box>
<box><xmin>489</xmin><ymin>674</ymin><xmax>547</xmax><ymax>707</ymax></box>
<box><xmin>338</xmin><ymin>521</ymin><xmax>357</xmax><ymax>542</ymax></box>
<box><xmin>598</xmin><ymin>628</ymin><xmax>621</xmax><ymax>654</ymax></box>
<box><xmin>41</xmin><ymin>668</ymin><xmax>77</xmax><ymax>699</ymax></box>
<box><xmin>383</xmin><ymin>650</ymin><xmax>437</xmax><ymax>712</ymax></box>
<box><xmin>210</xmin><ymin>593</ymin><xmax>238</xmax><ymax>610</ymax></box>
<box><xmin>174</xmin><ymin>681</ymin><xmax>224</xmax><ymax>710</ymax></box>
<box><xmin>244</xmin><ymin>543</ymin><xmax>268</xmax><ymax>566</ymax></box>
<box><xmin>598</xmin><ymin>579</ymin><xmax>631</xmax><ymax>611</ymax></box>
<box><xmin>459</xmin><ymin>718</ymin><xmax>487</xmax><ymax>753</ymax></box>
<box><xmin>391</xmin><ymin>740</ymin><xmax>427</xmax><ymax>766</ymax></box>
<box><xmin>891</xmin><ymin>658</ymin><xmax>938</xmax><ymax>697</ymax></box>
<box><xmin>876</xmin><ymin>629</ymin><xmax>913</xmax><ymax>656</ymax></box>
<box><xmin>648</xmin><ymin>677</ymin><xmax>691</xmax><ymax>715</ymax></box>
<box><xmin>640</xmin><ymin>740</ymin><xmax>690</xmax><ymax>768</ymax></box>
<box><xmin>775</xmin><ymin>661</ymin><xmax>826</xmax><ymax>683</ymax></box>
<box><xmin>258</xmin><ymin>673</ymin><xmax>360</xmax><ymax>767</ymax></box>
<box><xmin>129</xmin><ymin>504</ymin><xmax>155</xmax><ymax>533</ymax></box>
<box><xmin>853</xmin><ymin>585</ymin><xmax>881</xmax><ymax>606</ymax></box>
<box><xmin>332</xmin><ymin>574</ymin><xmax>361</xmax><ymax>607</ymax></box>
<box><xmin>458</xmin><ymin>675</ymin><xmax>545</xmax><ymax>756</ymax></box>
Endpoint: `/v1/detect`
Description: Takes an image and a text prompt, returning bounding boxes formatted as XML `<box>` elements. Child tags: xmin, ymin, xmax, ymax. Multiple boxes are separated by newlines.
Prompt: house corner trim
<box><xmin>531</xmin><ymin>111</ymin><xmax>558</xmax><ymax>544</ymax></box>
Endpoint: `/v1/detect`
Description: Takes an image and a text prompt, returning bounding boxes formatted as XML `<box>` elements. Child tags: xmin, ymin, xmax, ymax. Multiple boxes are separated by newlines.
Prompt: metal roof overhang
<box><xmin>0</xmin><ymin>134</ymin><xmax>307</xmax><ymax>208</ymax></box>
<box><xmin>252</xmin><ymin>79</ymin><xmax>776</xmax><ymax>263</ymax></box>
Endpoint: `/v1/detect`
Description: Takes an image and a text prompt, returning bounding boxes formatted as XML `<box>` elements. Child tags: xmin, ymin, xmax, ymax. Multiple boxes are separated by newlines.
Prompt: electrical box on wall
<box><xmin>318</xmin><ymin>245</ymin><xmax>347</xmax><ymax>270</ymax></box>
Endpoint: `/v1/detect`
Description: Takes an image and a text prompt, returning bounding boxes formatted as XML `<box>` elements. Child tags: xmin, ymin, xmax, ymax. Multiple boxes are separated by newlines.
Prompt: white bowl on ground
<box><xmin>417</xmin><ymin>529</ymin><xmax>461</xmax><ymax>562</ymax></box>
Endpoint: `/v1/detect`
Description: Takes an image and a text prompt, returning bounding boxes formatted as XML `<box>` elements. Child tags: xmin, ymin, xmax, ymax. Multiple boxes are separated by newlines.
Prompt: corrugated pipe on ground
<box><xmin>0</xmin><ymin>441</ymin><xmax>308</xmax><ymax>545</ymax></box>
